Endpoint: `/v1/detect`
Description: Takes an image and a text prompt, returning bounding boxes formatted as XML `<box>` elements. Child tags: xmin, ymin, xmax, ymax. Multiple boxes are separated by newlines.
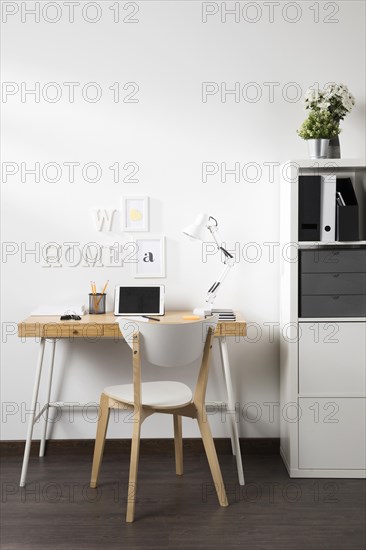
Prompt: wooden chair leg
<box><xmin>196</xmin><ymin>410</ymin><xmax>228</xmax><ymax>507</ymax></box>
<box><xmin>126</xmin><ymin>409</ymin><xmax>142</xmax><ymax>523</ymax></box>
<box><xmin>173</xmin><ymin>414</ymin><xmax>183</xmax><ymax>475</ymax></box>
<box><xmin>90</xmin><ymin>393</ymin><xmax>110</xmax><ymax>489</ymax></box>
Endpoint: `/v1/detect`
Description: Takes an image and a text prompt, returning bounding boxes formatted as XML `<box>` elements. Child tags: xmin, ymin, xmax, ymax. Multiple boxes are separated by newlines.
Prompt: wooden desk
<box><xmin>18</xmin><ymin>312</ymin><xmax>246</xmax><ymax>487</ymax></box>
<box><xmin>18</xmin><ymin>311</ymin><xmax>246</xmax><ymax>339</ymax></box>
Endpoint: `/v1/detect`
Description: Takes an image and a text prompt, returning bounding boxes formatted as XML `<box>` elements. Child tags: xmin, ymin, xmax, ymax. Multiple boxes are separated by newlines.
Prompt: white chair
<box><xmin>90</xmin><ymin>315</ymin><xmax>228</xmax><ymax>522</ymax></box>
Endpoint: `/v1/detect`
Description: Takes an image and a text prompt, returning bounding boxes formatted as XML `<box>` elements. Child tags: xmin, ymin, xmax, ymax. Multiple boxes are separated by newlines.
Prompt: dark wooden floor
<box><xmin>1</xmin><ymin>442</ymin><xmax>365</xmax><ymax>550</ymax></box>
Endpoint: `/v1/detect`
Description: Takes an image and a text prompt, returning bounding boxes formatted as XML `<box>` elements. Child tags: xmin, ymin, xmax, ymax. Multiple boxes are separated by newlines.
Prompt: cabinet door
<box><xmin>299</xmin><ymin>322</ymin><xmax>366</xmax><ymax>394</ymax></box>
<box><xmin>299</xmin><ymin>398</ymin><xmax>366</xmax><ymax>470</ymax></box>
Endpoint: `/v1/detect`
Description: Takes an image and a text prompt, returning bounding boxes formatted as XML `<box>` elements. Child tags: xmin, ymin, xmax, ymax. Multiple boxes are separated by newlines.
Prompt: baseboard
<box><xmin>0</xmin><ymin>437</ymin><xmax>279</xmax><ymax>457</ymax></box>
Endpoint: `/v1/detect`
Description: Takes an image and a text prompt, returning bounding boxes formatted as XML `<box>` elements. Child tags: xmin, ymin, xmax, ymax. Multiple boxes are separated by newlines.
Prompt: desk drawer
<box><xmin>300</xmin><ymin>294</ymin><xmax>366</xmax><ymax>317</ymax></box>
<box><xmin>103</xmin><ymin>325</ymin><xmax>122</xmax><ymax>339</ymax></box>
<box><xmin>300</xmin><ymin>249</ymin><xmax>366</xmax><ymax>273</ymax></box>
<box><xmin>216</xmin><ymin>323</ymin><xmax>246</xmax><ymax>337</ymax></box>
<box><xmin>43</xmin><ymin>324</ymin><xmax>104</xmax><ymax>339</ymax></box>
<box><xmin>301</xmin><ymin>273</ymin><xmax>366</xmax><ymax>295</ymax></box>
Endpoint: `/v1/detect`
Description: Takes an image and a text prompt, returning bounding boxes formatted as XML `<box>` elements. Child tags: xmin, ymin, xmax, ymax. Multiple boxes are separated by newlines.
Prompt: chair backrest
<box><xmin>119</xmin><ymin>315</ymin><xmax>219</xmax><ymax>368</ymax></box>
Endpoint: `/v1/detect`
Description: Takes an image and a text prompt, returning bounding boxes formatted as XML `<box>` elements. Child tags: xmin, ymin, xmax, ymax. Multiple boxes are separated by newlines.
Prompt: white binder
<box><xmin>320</xmin><ymin>174</ymin><xmax>336</xmax><ymax>241</ymax></box>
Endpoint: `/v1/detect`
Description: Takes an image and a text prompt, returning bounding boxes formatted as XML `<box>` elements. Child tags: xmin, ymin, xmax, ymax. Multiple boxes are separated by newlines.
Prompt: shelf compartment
<box><xmin>300</xmin><ymin>294</ymin><xmax>366</xmax><ymax>317</ymax></box>
<box><xmin>300</xmin><ymin>248</ymin><xmax>366</xmax><ymax>273</ymax></box>
<box><xmin>299</xmin><ymin>397</ymin><xmax>366</xmax><ymax>470</ymax></box>
<box><xmin>301</xmin><ymin>272</ymin><xmax>366</xmax><ymax>295</ymax></box>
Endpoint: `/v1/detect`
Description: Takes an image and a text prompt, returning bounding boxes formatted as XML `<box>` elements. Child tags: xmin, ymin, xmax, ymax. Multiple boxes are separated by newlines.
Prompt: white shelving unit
<box><xmin>280</xmin><ymin>159</ymin><xmax>366</xmax><ymax>478</ymax></box>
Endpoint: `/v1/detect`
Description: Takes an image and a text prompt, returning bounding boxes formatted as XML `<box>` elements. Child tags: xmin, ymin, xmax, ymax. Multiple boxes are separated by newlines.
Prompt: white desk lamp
<box><xmin>183</xmin><ymin>213</ymin><xmax>235</xmax><ymax>316</ymax></box>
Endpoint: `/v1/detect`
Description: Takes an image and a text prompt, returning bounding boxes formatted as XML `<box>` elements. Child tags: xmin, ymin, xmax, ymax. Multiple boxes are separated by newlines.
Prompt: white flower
<box><xmin>305</xmin><ymin>88</ymin><xmax>318</xmax><ymax>102</ymax></box>
<box><xmin>304</xmin><ymin>82</ymin><xmax>355</xmax><ymax>117</ymax></box>
<box><xmin>318</xmin><ymin>99</ymin><xmax>331</xmax><ymax>110</ymax></box>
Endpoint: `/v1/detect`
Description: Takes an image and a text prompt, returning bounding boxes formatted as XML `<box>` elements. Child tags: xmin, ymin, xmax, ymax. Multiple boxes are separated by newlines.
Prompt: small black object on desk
<box><xmin>60</xmin><ymin>315</ymin><xmax>82</xmax><ymax>321</ymax></box>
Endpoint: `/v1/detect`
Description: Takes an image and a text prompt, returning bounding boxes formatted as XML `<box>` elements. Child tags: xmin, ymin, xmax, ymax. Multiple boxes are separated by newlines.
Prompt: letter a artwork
<box><xmin>143</xmin><ymin>252</ymin><xmax>155</xmax><ymax>262</ymax></box>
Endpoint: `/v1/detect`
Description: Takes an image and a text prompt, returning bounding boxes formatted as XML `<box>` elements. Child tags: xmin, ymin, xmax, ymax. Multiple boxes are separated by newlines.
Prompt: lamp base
<box><xmin>193</xmin><ymin>305</ymin><xmax>213</xmax><ymax>317</ymax></box>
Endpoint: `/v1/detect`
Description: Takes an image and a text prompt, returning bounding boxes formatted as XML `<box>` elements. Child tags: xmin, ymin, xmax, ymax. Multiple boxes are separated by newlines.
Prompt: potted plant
<box><xmin>297</xmin><ymin>109</ymin><xmax>340</xmax><ymax>159</ymax></box>
<box><xmin>301</xmin><ymin>83</ymin><xmax>355</xmax><ymax>158</ymax></box>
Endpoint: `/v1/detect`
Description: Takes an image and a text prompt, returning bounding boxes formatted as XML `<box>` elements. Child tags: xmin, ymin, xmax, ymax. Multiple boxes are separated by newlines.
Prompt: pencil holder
<box><xmin>89</xmin><ymin>293</ymin><xmax>106</xmax><ymax>314</ymax></box>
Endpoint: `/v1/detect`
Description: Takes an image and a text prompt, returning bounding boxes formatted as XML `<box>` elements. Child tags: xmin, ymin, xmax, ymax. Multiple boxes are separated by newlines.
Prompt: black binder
<box><xmin>336</xmin><ymin>178</ymin><xmax>359</xmax><ymax>241</ymax></box>
<box><xmin>298</xmin><ymin>176</ymin><xmax>321</xmax><ymax>241</ymax></box>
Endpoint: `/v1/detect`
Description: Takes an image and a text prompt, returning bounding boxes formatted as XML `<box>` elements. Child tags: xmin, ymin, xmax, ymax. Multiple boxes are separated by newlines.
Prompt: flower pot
<box><xmin>307</xmin><ymin>139</ymin><xmax>329</xmax><ymax>159</ymax></box>
<box><xmin>328</xmin><ymin>135</ymin><xmax>341</xmax><ymax>159</ymax></box>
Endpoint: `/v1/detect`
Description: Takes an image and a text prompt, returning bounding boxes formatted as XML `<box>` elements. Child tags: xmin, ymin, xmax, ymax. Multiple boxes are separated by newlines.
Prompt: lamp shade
<box><xmin>183</xmin><ymin>213</ymin><xmax>210</xmax><ymax>241</ymax></box>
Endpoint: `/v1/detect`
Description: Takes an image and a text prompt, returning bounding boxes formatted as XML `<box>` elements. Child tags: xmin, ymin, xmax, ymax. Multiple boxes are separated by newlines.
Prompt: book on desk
<box><xmin>211</xmin><ymin>309</ymin><xmax>236</xmax><ymax>321</ymax></box>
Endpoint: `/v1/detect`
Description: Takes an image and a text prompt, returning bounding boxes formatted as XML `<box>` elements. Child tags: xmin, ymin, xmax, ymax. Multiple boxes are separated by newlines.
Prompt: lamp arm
<box><xmin>208</xmin><ymin>225</ymin><xmax>234</xmax><ymax>259</ymax></box>
<box><xmin>205</xmin><ymin>261</ymin><xmax>233</xmax><ymax>304</ymax></box>
<box><xmin>203</xmin><ymin>222</ymin><xmax>235</xmax><ymax>304</ymax></box>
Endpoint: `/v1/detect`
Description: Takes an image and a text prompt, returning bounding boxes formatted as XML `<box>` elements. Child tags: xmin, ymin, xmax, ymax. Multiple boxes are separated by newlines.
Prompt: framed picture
<box><xmin>122</xmin><ymin>196</ymin><xmax>149</xmax><ymax>232</ymax></box>
<box><xmin>133</xmin><ymin>236</ymin><xmax>165</xmax><ymax>278</ymax></box>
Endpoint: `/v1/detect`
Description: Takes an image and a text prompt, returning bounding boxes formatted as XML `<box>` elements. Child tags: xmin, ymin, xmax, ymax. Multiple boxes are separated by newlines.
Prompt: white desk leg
<box><xmin>218</xmin><ymin>338</ymin><xmax>236</xmax><ymax>455</ymax></box>
<box><xmin>39</xmin><ymin>339</ymin><xmax>56</xmax><ymax>457</ymax></box>
<box><xmin>20</xmin><ymin>338</ymin><xmax>46</xmax><ymax>487</ymax></box>
<box><xmin>219</xmin><ymin>337</ymin><xmax>245</xmax><ymax>486</ymax></box>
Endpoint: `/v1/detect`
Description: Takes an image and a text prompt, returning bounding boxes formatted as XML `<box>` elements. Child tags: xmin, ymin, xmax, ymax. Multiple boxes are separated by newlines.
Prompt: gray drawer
<box><xmin>300</xmin><ymin>295</ymin><xmax>366</xmax><ymax>317</ymax></box>
<box><xmin>300</xmin><ymin>249</ymin><xmax>366</xmax><ymax>273</ymax></box>
<box><xmin>301</xmin><ymin>273</ymin><xmax>366</xmax><ymax>295</ymax></box>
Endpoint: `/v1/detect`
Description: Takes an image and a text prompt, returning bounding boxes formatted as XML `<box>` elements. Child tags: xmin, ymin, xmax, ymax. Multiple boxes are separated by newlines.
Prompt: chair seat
<box><xmin>104</xmin><ymin>381</ymin><xmax>193</xmax><ymax>409</ymax></box>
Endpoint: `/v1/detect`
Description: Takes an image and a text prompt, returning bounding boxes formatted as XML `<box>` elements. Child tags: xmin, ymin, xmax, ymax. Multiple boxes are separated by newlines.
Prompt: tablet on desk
<box><xmin>114</xmin><ymin>285</ymin><xmax>165</xmax><ymax>316</ymax></box>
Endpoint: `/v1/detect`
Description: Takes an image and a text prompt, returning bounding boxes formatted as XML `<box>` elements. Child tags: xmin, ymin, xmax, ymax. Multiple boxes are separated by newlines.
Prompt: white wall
<box><xmin>1</xmin><ymin>0</ymin><xmax>365</xmax><ymax>440</ymax></box>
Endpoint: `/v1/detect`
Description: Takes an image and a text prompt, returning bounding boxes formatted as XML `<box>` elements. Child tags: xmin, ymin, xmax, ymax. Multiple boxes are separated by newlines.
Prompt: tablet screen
<box><xmin>114</xmin><ymin>286</ymin><xmax>164</xmax><ymax>315</ymax></box>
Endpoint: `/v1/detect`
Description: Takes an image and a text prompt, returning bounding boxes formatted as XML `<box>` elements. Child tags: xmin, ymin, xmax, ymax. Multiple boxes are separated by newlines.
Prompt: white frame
<box><xmin>133</xmin><ymin>236</ymin><xmax>165</xmax><ymax>278</ymax></box>
<box><xmin>122</xmin><ymin>196</ymin><xmax>149</xmax><ymax>232</ymax></box>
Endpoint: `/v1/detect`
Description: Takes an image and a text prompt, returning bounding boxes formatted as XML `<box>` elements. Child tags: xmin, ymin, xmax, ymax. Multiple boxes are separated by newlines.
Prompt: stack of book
<box><xmin>212</xmin><ymin>309</ymin><xmax>236</xmax><ymax>321</ymax></box>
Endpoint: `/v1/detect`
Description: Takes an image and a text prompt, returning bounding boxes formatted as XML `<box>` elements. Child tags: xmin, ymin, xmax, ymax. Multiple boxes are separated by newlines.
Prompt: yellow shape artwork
<box><xmin>129</xmin><ymin>208</ymin><xmax>143</xmax><ymax>222</ymax></box>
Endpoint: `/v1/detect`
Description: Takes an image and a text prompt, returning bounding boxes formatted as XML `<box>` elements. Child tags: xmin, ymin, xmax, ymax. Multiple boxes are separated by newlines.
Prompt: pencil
<box><xmin>91</xmin><ymin>281</ymin><xmax>97</xmax><ymax>311</ymax></box>
<box><xmin>96</xmin><ymin>280</ymin><xmax>109</xmax><ymax>307</ymax></box>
